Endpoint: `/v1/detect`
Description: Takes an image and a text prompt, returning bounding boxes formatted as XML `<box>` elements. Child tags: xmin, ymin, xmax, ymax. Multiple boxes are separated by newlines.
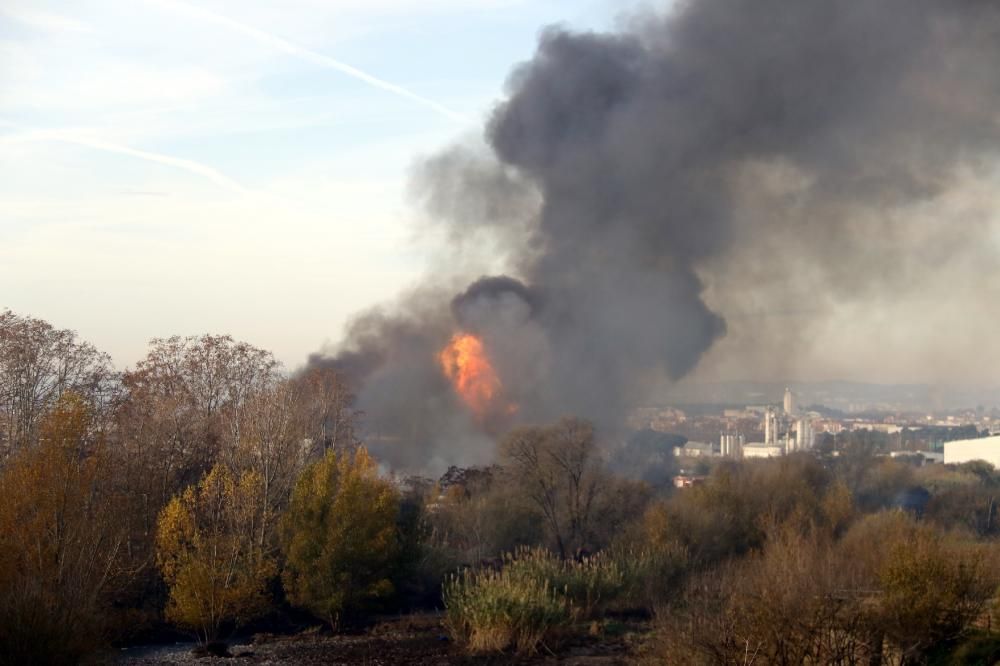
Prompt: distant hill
<box><xmin>658</xmin><ymin>381</ymin><xmax>1000</xmax><ymax>412</ymax></box>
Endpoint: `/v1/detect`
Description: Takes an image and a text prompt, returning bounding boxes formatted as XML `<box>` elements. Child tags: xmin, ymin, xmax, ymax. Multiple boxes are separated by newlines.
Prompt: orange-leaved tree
<box><xmin>0</xmin><ymin>392</ymin><xmax>126</xmax><ymax>665</ymax></box>
<box><xmin>156</xmin><ymin>463</ymin><xmax>275</xmax><ymax>643</ymax></box>
<box><xmin>280</xmin><ymin>447</ymin><xmax>400</xmax><ymax>627</ymax></box>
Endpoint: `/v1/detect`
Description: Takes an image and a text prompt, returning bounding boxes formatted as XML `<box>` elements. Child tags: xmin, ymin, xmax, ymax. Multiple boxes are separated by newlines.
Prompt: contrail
<box><xmin>0</xmin><ymin>124</ymin><xmax>250</xmax><ymax>195</ymax></box>
<box><xmin>147</xmin><ymin>0</ymin><xmax>470</xmax><ymax>125</ymax></box>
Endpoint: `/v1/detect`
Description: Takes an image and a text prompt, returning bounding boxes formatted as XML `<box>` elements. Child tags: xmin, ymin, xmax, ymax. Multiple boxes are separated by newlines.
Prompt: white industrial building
<box><xmin>675</xmin><ymin>441</ymin><xmax>714</xmax><ymax>457</ymax></box>
<box><xmin>791</xmin><ymin>417</ymin><xmax>814</xmax><ymax>452</ymax></box>
<box><xmin>944</xmin><ymin>435</ymin><xmax>1000</xmax><ymax>468</ymax></box>
<box><xmin>743</xmin><ymin>443</ymin><xmax>785</xmax><ymax>459</ymax></box>
<box><xmin>720</xmin><ymin>432</ymin><xmax>745</xmax><ymax>458</ymax></box>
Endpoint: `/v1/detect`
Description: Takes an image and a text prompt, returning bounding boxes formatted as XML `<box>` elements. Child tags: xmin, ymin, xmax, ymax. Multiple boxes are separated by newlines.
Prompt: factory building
<box><xmin>743</xmin><ymin>443</ymin><xmax>785</xmax><ymax>458</ymax></box>
<box><xmin>747</xmin><ymin>401</ymin><xmax>814</xmax><ymax>458</ymax></box>
<box><xmin>764</xmin><ymin>406</ymin><xmax>779</xmax><ymax>446</ymax></box>
<box><xmin>720</xmin><ymin>432</ymin><xmax>745</xmax><ymax>458</ymax></box>
<box><xmin>791</xmin><ymin>417</ymin><xmax>814</xmax><ymax>452</ymax></box>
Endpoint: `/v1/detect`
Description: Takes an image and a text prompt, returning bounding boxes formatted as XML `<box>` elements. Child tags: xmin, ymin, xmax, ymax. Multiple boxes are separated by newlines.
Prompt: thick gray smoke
<box><xmin>312</xmin><ymin>0</ymin><xmax>1000</xmax><ymax>469</ymax></box>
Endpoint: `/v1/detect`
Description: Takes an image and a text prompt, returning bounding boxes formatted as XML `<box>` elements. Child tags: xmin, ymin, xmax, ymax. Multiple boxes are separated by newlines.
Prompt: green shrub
<box><xmin>280</xmin><ymin>448</ymin><xmax>400</xmax><ymax>627</ymax></box>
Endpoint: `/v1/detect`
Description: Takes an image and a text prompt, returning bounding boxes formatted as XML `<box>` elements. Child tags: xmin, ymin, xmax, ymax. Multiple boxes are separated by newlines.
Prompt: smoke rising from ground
<box><xmin>311</xmin><ymin>0</ymin><xmax>1000</xmax><ymax>469</ymax></box>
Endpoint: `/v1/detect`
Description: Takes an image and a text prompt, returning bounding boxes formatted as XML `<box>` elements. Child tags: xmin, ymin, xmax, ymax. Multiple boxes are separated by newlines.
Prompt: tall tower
<box><xmin>784</xmin><ymin>387</ymin><xmax>796</xmax><ymax>416</ymax></box>
<box><xmin>764</xmin><ymin>407</ymin><xmax>777</xmax><ymax>445</ymax></box>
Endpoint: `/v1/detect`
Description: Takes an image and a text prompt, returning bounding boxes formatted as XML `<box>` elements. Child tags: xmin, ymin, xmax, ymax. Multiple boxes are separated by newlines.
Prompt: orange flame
<box><xmin>438</xmin><ymin>332</ymin><xmax>504</xmax><ymax>418</ymax></box>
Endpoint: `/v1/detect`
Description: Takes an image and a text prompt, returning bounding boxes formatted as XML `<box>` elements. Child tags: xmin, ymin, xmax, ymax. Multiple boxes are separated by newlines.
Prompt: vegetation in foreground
<box><xmin>3</xmin><ymin>309</ymin><xmax>1000</xmax><ymax>665</ymax></box>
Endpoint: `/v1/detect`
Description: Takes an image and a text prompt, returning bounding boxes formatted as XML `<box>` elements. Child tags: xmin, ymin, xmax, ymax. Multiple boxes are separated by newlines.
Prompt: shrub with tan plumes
<box><xmin>444</xmin><ymin>545</ymin><xmax>683</xmax><ymax>655</ymax></box>
<box><xmin>503</xmin><ymin>547</ymin><xmax>623</xmax><ymax>618</ymax></box>
<box><xmin>500</xmin><ymin>545</ymin><xmax>687</xmax><ymax>616</ymax></box>
<box><xmin>444</xmin><ymin>565</ymin><xmax>572</xmax><ymax>655</ymax></box>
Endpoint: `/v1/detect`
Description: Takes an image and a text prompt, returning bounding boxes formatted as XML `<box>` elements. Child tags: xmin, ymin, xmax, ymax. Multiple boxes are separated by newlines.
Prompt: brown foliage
<box><xmin>655</xmin><ymin>511</ymin><xmax>997</xmax><ymax>665</ymax></box>
<box><xmin>427</xmin><ymin>471</ymin><xmax>545</xmax><ymax>565</ymax></box>
<box><xmin>0</xmin><ymin>393</ymin><xmax>128</xmax><ymax>664</ymax></box>
<box><xmin>644</xmin><ymin>454</ymin><xmax>849</xmax><ymax>569</ymax></box>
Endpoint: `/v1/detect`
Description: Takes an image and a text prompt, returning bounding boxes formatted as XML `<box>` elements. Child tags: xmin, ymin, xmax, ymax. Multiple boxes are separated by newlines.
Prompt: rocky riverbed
<box><xmin>110</xmin><ymin>613</ymin><xmax>650</xmax><ymax>665</ymax></box>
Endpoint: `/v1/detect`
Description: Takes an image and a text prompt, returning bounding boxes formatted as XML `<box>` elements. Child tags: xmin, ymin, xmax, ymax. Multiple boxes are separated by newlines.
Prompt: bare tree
<box><xmin>292</xmin><ymin>366</ymin><xmax>360</xmax><ymax>455</ymax></box>
<box><xmin>112</xmin><ymin>335</ymin><xmax>281</xmax><ymax>589</ymax></box>
<box><xmin>499</xmin><ymin>417</ymin><xmax>601</xmax><ymax>559</ymax></box>
<box><xmin>0</xmin><ymin>310</ymin><xmax>114</xmax><ymax>457</ymax></box>
<box><xmin>118</xmin><ymin>335</ymin><xmax>280</xmax><ymax>508</ymax></box>
<box><xmin>222</xmin><ymin>367</ymin><xmax>361</xmax><ymax>551</ymax></box>
<box><xmin>227</xmin><ymin>378</ymin><xmax>308</xmax><ymax>551</ymax></box>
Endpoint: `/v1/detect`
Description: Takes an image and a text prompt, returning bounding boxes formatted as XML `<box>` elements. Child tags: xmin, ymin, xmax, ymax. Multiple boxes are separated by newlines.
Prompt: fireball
<box><xmin>438</xmin><ymin>332</ymin><xmax>506</xmax><ymax>418</ymax></box>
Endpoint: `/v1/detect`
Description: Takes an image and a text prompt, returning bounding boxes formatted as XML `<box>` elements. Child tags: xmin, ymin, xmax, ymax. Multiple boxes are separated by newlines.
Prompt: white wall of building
<box><xmin>744</xmin><ymin>444</ymin><xmax>785</xmax><ymax>459</ymax></box>
<box><xmin>944</xmin><ymin>435</ymin><xmax>1000</xmax><ymax>468</ymax></box>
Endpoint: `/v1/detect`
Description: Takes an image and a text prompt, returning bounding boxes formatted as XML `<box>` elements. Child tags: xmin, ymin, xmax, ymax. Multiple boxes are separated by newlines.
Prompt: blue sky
<box><xmin>0</xmin><ymin>0</ymin><xmax>643</xmax><ymax>369</ymax></box>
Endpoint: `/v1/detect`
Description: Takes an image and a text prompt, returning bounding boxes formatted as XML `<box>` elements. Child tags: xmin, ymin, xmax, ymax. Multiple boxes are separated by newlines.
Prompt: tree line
<box><xmin>0</xmin><ymin>310</ymin><xmax>372</xmax><ymax>662</ymax></box>
<box><xmin>3</xmin><ymin>308</ymin><xmax>1000</xmax><ymax>664</ymax></box>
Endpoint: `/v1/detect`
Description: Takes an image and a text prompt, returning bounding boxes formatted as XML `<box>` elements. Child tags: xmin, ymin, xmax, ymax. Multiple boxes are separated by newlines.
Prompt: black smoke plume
<box><xmin>310</xmin><ymin>0</ymin><xmax>1000</xmax><ymax>469</ymax></box>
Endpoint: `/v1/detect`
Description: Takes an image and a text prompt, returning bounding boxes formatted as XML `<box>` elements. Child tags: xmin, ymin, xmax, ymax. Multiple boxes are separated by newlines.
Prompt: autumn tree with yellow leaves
<box><xmin>280</xmin><ymin>447</ymin><xmax>401</xmax><ymax>628</ymax></box>
<box><xmin>156</xmin><ymin>463</ymin><xmax>276</xmax><ymax>643</ymax></box>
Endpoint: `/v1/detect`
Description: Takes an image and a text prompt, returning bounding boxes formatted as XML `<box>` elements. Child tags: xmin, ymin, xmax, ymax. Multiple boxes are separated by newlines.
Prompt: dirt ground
<box><xmin>112</xmin><ymin>613</ymin><xmax>652</xmax><ymax>665</ymax></box>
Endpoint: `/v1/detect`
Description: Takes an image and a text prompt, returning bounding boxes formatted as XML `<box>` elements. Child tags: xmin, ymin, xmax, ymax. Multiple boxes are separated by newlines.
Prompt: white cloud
<box><xmin>0</xmin><ymin>40</ymin><xmax>228</xmax><ymax>113</ymax></box>
<box><xmin>0</xmin><ymin>5</ymin><xmax>93</xmax><ymax>33</ymax></box>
